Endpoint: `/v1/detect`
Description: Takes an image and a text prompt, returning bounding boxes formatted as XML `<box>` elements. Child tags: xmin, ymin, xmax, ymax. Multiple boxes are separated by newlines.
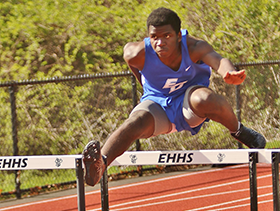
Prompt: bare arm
<box><xmin>123</xmin><ymin>41</ymin><xmax>145</xmax><ymax>86</ymax></box>
<box><xmin>188</xmin><ymin>36</ymin><xmax>246</xmax><ymax>85</ymax></box>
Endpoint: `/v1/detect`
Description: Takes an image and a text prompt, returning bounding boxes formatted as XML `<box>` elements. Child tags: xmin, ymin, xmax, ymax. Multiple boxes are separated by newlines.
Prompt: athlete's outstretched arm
<box><xmin>188</xmin><ymin>36</ymin><xmax>246</xmax><ymax>85</ymax></box>
<box><xmin>203</xmin><ymin>50</ymin><xmax>246</xmax><ymax>85</ymax></box>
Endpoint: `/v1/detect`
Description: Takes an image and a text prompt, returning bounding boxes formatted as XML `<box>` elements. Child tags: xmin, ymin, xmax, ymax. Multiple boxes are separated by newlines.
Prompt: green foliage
<box><xmin>0</xmin><ymin>88</ymin><xmax>13</xmax><ymax>155</ymax></box>
<box><xmin>1</xmin><ymin>0</ymin><xmax>280</xmax><ymax>81</ymax></box>
<box><xmin>0</xmin><ymin>0</ymin><xmax>146</xmax><ymax>80</ymax></box>
<box><xmin>178</xmin><ymin>0</ymin><xmax>280</xmax><ymax>62</ymax></box>
<box><xmin>0</xmin><ymin>169</ymin><xmax>76</xmax><ymax>193</ymax></box>
<box><xmin>11</xmin><ymin>77</ymin><xmax>134</xmax><ymax>156</ymax></box>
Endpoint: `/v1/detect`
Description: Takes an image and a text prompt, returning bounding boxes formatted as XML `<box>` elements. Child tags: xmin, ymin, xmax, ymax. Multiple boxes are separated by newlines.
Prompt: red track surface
<box><xmin>0</xmin><ymin>164</ymin><xmax>275</xmax><ymax>211</ymax></box>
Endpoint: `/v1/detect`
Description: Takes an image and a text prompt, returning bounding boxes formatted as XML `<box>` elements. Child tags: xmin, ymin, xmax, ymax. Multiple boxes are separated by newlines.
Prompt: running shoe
<box><xmin>231</xmin><ymin>124</ymin><xmax>266</xmax><ymax>148</ymax></box>
<box><xmin>82</xmin><ymin>140</ymin><xmax>107</xmax><ymax>186</ymax></box>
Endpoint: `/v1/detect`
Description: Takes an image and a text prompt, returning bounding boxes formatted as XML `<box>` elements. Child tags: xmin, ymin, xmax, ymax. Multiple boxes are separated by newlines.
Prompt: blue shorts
<box><xmin>131</xmin><ymin>86</ymin><xmax>209</xmax><ymax>136</ymax></box>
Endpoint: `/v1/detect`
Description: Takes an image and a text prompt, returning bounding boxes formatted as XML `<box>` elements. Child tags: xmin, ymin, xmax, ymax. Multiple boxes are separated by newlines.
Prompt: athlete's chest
<box><xmin>143</xmin><ymin>63</ymin><xmax>195</xmax><ymax>94</ymax></box>
<box><xmin>158</xmin><ymin>51</ymin><xmax>182</xmax><ymax>71</ymax></box>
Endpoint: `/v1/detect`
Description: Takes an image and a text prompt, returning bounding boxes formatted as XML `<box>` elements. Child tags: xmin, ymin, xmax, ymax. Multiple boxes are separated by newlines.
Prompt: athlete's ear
<box><xmin>177</xmin><ymin>31</ymin><xmax>182</xmax><ymax>42</ymax></box>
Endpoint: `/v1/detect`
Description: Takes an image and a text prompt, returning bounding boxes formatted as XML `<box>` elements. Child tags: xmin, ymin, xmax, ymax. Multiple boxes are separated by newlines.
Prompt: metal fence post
<box><xmin>131</xmin><ymin>75</ymin><xmax>140</xmax><ymax>150</ymax></box>
<box><xmin>234</xmin><ymin>67</ymin><xmax>243</xmax><ymax>149</ymax></box>
<box><xmin>131</xmin><ymin>75</ymin><xmax>142</xmax><ymax>176</ymax></box>
<box><xmin>9</xmin><ymin>85</ymin><xmax>21</xmax><ymax>199</ymax></box>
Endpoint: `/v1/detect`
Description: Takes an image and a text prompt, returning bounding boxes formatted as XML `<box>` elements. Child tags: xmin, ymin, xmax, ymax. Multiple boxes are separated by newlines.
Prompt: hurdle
<box><xmin>100</xmin><ymin>149</ymin><xmax>280</xmax><ymax>211</ymax></box>
<box><xmin>0</xmin><ymin>155</ymin><xmax>85</xmax><ymax>211</ymax></box>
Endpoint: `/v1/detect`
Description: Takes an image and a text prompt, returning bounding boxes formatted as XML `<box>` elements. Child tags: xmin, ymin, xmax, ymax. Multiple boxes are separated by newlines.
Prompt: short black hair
<box><xmin>147</xmin><ymin>7</ymin><xmax>181</xmax><ymax>34</ymax></box>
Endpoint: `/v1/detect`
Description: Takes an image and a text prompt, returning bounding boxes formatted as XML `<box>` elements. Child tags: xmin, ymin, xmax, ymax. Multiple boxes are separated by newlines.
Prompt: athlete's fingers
<box><xmin>223</xmin><ymin>69</ymin><xmax>246</xmax><ymax>85</ymax></box>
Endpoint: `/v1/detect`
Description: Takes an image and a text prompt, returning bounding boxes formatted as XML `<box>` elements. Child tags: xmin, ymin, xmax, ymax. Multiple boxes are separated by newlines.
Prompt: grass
<box><xmin>1</xmin><ymin>169</ymin><xmax>76</xmax><ymax>194</ymax></box>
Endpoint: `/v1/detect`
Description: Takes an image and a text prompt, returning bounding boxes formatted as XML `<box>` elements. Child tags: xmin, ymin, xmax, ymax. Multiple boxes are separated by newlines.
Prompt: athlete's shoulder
<box><xmin>123</xmin><ymin>41</ymin><xmax>145</xmax><ymax>69</ymax></box>
<box><xmin>186</xmin><ymin>35</ymin><xmax>214</xmax><ymax>63</ymax></box>
<box><xmin>187</xmin><ymin>35</ymin><xmax>209</xmax><ymax>50</ymax></box>
<box><xmin>123</xmin><ymin>41</ymin><xmax>145</xmax><ymax>61</ymax></box>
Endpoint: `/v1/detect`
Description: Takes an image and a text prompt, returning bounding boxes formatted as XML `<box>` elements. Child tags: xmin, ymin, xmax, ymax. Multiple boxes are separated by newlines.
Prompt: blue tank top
<box><xmin>140</xmin><ymin>29</ymin><xmax>211</xmax><ymax>134</ymax></box>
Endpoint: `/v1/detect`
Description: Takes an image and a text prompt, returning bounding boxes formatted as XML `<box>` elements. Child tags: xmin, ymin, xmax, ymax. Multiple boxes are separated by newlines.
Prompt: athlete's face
<box><xmin>148</xmin><ymin>24</ymin><xmax>182</xmax><ymax>58</ymax></box>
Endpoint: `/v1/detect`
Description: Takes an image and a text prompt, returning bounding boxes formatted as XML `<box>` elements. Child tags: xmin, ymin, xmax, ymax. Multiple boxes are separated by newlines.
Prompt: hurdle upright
<box><xmin>271</xmin><ymin>150</ymin><xmax>280</xmax><ymax>211</ymax></box>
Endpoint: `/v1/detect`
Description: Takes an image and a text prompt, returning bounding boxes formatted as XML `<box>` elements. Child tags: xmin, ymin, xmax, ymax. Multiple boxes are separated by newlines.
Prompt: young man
<box><xmin>82</xmin><ymin>7</ymin><xmax>266</xmax><ymax>186</ymax></box>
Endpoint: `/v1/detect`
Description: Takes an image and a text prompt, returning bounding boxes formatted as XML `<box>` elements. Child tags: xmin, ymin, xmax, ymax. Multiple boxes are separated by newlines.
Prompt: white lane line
<box><xmin>106</xmin><ymin>164</ymin><xmax>247</xmax><ymax>192</ymax></box>
<box><xmin>0</xmin><ymin>166</ymin><xmax>231</xmax><ymax>211</ymax></box>
<box><xmin>206</xmin><ymin>199</ymin><xmax>273</xmax><ymax>211</ymax></box>
<box><xmin>188</xmin><ymin>192</ymin><xmax>272</xmax><ymax>211</ymax></box>
<box><xmin>88</xmin><ymin>178</ymin><xmax>272</xmax><ymax>211</ymax></box>
<box><xmin>95</xmin><ymin>187</ymin><xmax>272</xmax><ymax>211</ymax></box>
<box><xmin>0</xmin><ymin>194</ymin><xmax>79</xmax><ymax>211</ymax></box>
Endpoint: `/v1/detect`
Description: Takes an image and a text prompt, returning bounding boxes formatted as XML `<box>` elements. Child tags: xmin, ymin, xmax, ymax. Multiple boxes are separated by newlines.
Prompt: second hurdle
<box><xmin>101</xmin><ymin>149</ymin><xmax>280</xmax><ymax>211</ymax></box>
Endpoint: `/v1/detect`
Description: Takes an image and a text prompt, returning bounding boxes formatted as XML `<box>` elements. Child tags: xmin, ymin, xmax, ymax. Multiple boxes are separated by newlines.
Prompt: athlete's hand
<box><xmin>223</xmin><ymin>69</ymin><xmax>246</xmax><ymax>85</ymax></box>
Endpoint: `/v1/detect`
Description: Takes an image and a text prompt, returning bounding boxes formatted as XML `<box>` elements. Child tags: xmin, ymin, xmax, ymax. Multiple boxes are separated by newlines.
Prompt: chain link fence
<box><xmin>0</xmin><ymin>72</ymin><xmax>139</xmax><ymax>199</ymax></box>
<box><xmin>0</xmin><ymin>61</ymin><xmax>280</xmax><ymax>199</ymax></box>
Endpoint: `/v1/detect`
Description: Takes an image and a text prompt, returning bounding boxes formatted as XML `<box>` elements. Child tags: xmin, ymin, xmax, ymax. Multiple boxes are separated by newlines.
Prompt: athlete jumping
<box><xmin>82</xmin><ymin>7</ymin><xmax>266</xmax><ymax>187</ymax></box>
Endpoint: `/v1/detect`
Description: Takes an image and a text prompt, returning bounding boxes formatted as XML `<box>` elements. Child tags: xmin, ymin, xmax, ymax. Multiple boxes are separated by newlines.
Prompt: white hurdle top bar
<box><xmin>0</xmin><ymin>155</ymin><xmax>82</xmax><ymax>170</ymax></box>
<box><xmin>111</xmin><ymin>149</ymin><xmax>270</xmax><ymax>166</ymax></box>
<box><xmin>0</xmin><ymin>149</ymin><xmax>278</xmax><ymax>170</ymax></box>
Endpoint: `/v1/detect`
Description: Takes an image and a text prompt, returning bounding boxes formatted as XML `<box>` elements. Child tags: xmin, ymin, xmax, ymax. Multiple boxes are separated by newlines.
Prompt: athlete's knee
<box><xmin>190</xmin><ymin>87</ymin><xmax>216</xmax><ymax>108</ymax></box>
<box><xmin>125</xmin><ymin>110</ymin><xmax>155</xmax><ymax>138</ymax></box>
